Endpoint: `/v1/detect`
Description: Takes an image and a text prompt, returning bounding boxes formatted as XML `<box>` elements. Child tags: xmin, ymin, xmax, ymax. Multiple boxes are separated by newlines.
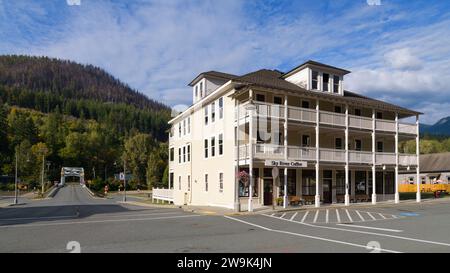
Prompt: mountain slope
<box><xmin>420</xmin><ymin>117</ymin><xmax>450</xmax><ymax>136</ymax></box>
<box><xmin>0</xmin><ymin>55</ymin><xmax>167</xmax><ymax>111</ymax></box>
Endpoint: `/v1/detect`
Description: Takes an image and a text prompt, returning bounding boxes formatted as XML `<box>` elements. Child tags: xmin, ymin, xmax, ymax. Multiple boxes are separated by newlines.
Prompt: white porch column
<box><xmin>344</xmin><ymin>105</ymin><xmax>350</xmax><ymax>206</ymax></box>
<box><xmin>248</xmin><ymin>92</ymin><xmax>254</xmax><ymax>212</ymax></box>
<box><xmin>234</xmin><ymin>100</ymin><xmax>240</xmax><ymax>211</ymax></box>
<box><xmin>416</xmin><ymin>114</ymin><xmax>421</xmax><ymax>203</ymax></box>
<box><xmin>372</xmin><ymin>109</ymin><xmax>377</xmax><ymax>204</ymax></box>
<box><xmin>315</xmin><ymin>99</ymin><xmax>320</xmax><ymax>207</ymax></box>
<box><xmin>283</xmin><ymin>95</ymin><xmax>288</xmax><ymax>208</ymax></box>
<box><xmin>395</xmin><ymin>113</ymin><xmax>400</xmax><ymax>203</ymax></box>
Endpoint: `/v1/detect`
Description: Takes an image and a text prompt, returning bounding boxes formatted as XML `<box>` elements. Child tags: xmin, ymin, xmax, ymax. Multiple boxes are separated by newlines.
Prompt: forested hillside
<box><xmin>0</xmin><ymin>55</ymin><xmax>170</xmax><ymax>192</ymax></box>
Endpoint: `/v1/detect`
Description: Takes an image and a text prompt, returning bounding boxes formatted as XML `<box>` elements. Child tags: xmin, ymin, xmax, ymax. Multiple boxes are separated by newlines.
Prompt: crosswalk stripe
<box><xmin>325</xmin><ymin>209</ymin><xmax>329</xmax><ymax>223</ymax></box>
<box><xmin>290</xmin><ymin>212</ymin><xmax>298</xmax><ymax>221</ymax></box>
<box><xmin>366</xmin><ymin>212</ymin><xmax>376</xmax><ymax>220</ymax></box>
<box><xmin>313</xmin><ymin>210</ymin><xmax>319</xmax><ymax>223</ymax></box>
<box><xmin>336</xmin><ymin>209</ymin><xmax>341</xmax><ymax>223</ymax></box>
<box><xmin>355</xmin><ymin>211</ymin><xmax>365</xmax><ymax>221</ymax></box>
<box><xmin>301</xmin><ymin>211</ymin><xmax>309</xmax><ymax>223</ymax></box>
<box><xmin>345</xmin><ymin>209</ymin><xmax>353</xmax><ymax>222</ymax></box>
<box><xmin>280</xmin><ymin>213</ymin><xmax>286</xmax><ymax>219</ymax></box>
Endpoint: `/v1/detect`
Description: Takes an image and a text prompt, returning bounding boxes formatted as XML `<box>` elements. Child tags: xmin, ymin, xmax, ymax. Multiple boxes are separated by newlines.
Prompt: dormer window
<box><xmin>312</xmin><ymin>71</ymin><xmax>318</xmax><ymax>90</ymax></box>
<box><xmin>323</xmin><ymin>73</ymin><xmax>329</xmax><ymax>92</ymax></box>
<box><xmin>333</xmin><ymin>75</ymin><xmax>340</xmax><ymax>93</ymax></box>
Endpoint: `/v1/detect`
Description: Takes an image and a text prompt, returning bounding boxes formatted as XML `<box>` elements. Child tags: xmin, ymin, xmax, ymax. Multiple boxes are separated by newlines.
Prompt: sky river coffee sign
<box><xmin>264</xmin><ymin>160</ymin><xmax>307</xmax><ymax>168</ymax></box>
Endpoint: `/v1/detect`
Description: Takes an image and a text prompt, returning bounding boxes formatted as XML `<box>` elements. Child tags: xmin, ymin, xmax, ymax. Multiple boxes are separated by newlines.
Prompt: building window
<box><xmin>218</xmin><ymin>134</ymin><xmax>223</xmax><ymax>155</ymax></box>
<box><xmin>219</xmin><ymin>172</ymin><xmax>223</xmax><ymax>192</ymax></box>
<box><xmin>204</xmin><ymin>139</ymin><xmax>208</xmax><ymax>158</ymax></box>
<box><xmin>218</xmin><ymin>97</ymin><xmax>223</xmax><ymax>119</ymax></box>
<box><xmin>205</xmin><ymin>174</ymin><xmax>208</xmax><ymax>192</ymax></box>
<box><xmin>302</xmin><ymin>100</ymin><xmax>310</xmax><ymax>109</ymax></box>
<box><xmin>355</xmin><ymin>171</ymin><xmax>366</xmax><ymax>194</ymax></box>
<box><xmin>183</xmin><ymin>119</ymin><xmax>186</xmax><ymax>135</ymax></box>
<box><xmin>377</xmin><ymin>141</ymin><xmax>383</xmax><ymax>152</ymax></box>
<box><xmin>273</xmin><ymin>96</ymin><xmax>283</xmax><ymax>105</ymax></box>
<box><xmin>187</xmin><ymin>144</ymin><xmax>190</xmax><ymax>162</ymax></box>
<box><xmin>170</xmin><ymin>147</ymin><xmax>174</xmax><ymax>162</ymax></box>
<box><xmin>355</xmin><ymin>139</ymin><xmax>362</xmax><ymax>151</ymax></box>
<box><xmin>333</xmin><ymin>75</ymin><xmax>340</xmax><ymax>93</ymax></box>
<box><xmin>323</xmin><ymin>73</ymin><xmax>329</xmax><ymax>92</ymax></box>
<box><xmin>354</xmin><ymin>109</ymin><xmax>361</xmax><ymax>116</ymax></box>
<box><xmin>211</xmin><ymin>102</ymin><xmax>216</xmax><ymax>123</ymax></box>
<box><xmin>334</xmin><ymin>105</ymin><xmax>342</xmax><ymax>113</ymax></box>
<box><xmin>211</xmin><ymin>137</ymin><xmax>215</xmax><ymax>157</ymax></box>
<box><xmin>335</xmin><ymin>138</ymin><xmax>343</xmax><ymax>150</ymax></box>
<box><xmin>376</xmin><ymin>112</ymin><xmax>383</xmax><ymax>119</ymax></box>
<box><xmin>178</xmin><ymin>148</ymin><xmax>181</xmax><ymax>163</ymax></box>
<box><xmin>187</xmin><ymin>117</ymin><xmax>190</xmax><ymax>134</ymax></box>
<box><xmin>188</xmin><ymin>175</ymin><xmax>191</xmax><ymax>191</ymax></box>
<box><xmin>178</xmin><ymin>176</ymin><xmax>181</xmax><ymax>190</ymax></box>
<box><xmin>238</xmin><ymin>168</ymin><xmax>259</xmax><ymax>197</ymax></box>
<box><xmin>204</xmin><ymin>106</ymin><xmax>209</xmax><ymax>125</ymax></box>
<box><xmin>178</xmin><ymin>123</ymin><xmax>181</xmax><ymax>137</ymax></box>
<box><xmin>279</xmin><ymin>169</ymin><xmax>297</xmax><ymax>196</ymax></box>
<box><xmin>256</xmin><ymin>94</ymin><xmax>265</xmax><ymax>102</ymax></box>
<box><xmin>302</xmin><ymin>170</ymin><xmax>316</xmax><ymax>195</ymax></box>
<box><xmin>336</xmin><ymin>170</ymin><xmax>345</xmax><ymax>195</ymax></box>
<box><xmin>302</xmin><ymin>135</ymin><xmax>310</xmax><ymax>147</ymax></box>
<box><xmin>312</xmin><ymin>71</ymin><xmax>318</xmax><ymax>90</ymax></box>
<box><xmin>169</xmin><ymin>172</ymin><xmax>174</xmax><ymax>189</ymax></box>
<box><xmin>183</xmin><ymin>146</ymin><xmax>186</xmax><ymax>162</ymax></box>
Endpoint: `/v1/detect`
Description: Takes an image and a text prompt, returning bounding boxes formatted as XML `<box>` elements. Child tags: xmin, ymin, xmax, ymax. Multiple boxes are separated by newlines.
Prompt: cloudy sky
<box><xmin>0</xmin><ymin>0</ymin><xmax>449</xmax><ymax>124</ymax></box>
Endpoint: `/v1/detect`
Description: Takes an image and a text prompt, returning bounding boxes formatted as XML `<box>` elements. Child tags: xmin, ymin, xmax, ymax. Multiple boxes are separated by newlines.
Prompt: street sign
<box><xmin>265</xmin><ymin>160</ymin><xmax>307</xmax><ymax>168</ymax></box>
<box><xmin>119</xmin><ymin>172</ymin><xmax>125</xmax><ymax>180</ymax></box>
<box><xmin>271</xmin><ymin>167</ymin><xmax>279</xmax><ymax>179</ymax></box>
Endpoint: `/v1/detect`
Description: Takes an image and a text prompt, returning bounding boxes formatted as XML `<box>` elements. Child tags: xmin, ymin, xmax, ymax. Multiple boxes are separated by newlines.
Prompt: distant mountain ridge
<box><xmin>0</xmin><ymin>55</ymin><xmax>167</xmax><ymax>111</ymax></box>
<box><xmin>421</xmin><ymin>117</ymin><xmax>450</xmax><ymax>136</ymax></box>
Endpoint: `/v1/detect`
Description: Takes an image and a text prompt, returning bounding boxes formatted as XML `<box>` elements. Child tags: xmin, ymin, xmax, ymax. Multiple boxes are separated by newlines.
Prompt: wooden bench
<box><xmin>336</xmin><ymin>195</ymin><xmax>345</xmax><ymax>203</ymax></box>
<box><xmin>355</xmin><ymin>194</ymin><xmax>370</xmax><ymax>202</ymax></box>
<box><xmin>288</xmin><ymin>196</ymin><xmax>302</xmax><ymax>206</ymax></box>
<box><xmin>301</xmin><ymin>195</ymin><xmax>316</xmax><ymax>205</ymax></box>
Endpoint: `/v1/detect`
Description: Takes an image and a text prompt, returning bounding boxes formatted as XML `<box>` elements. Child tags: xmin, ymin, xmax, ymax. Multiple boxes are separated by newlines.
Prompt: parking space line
<box><xmin>345</xmin><ymin>209</ymin><xmax>353</xmax><ymax>222</ymax></box>
<box><xmin>301</xmin><ymin>211</ymin><xmax>309</xmax><ymax>223</ymax></box>
<box><xmin>290</xmin><ymin>212</ymin><xmax>298</xmax><ymax>221</ymax></box>
<box><xmin>224</xmin><ymin>215</ymin><xmax>400</xmax><ymax>253</ymax></box>
<box><xmin>336</xmin><ymin>209</ymin><xmax>341</xmax><ymax>223</ymax></box>
<box><xmin>337</xmin><ymin>224</ymin><xmax>403</xmax><ymax>233</ymax></box>
<box><xmin>378</xmin><ymin>213</ymin><xmax>387</xmax><ymax>219</ymax></box>
<box><xmin>366</xmin><ymin>212</ymin><xmax>376</xmax><ymax>220</ymax></box>
<box><xmin>280</xmin><ymin>213</ymin><xmax>286</xmax><ymax>219</ymax></box>
<box><xmin>313</xmin><ymin>210</ymin><xmax>319</xmax><ymax>223</ymax></box>
<box><xmin>355</xmin><ymin>211</ymin><xmax>365</xmax><ymax>221</ymax></box>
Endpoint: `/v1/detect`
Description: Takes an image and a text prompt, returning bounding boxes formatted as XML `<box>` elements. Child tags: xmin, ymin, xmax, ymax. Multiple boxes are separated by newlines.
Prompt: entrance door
<box><xmin>263</xmin><ymin>179</ymin><xmax>273</xmax><ymax>205</ymax></box>
<box><xmin>323</xmin><ymin>170</ymin><xmax>333</xmax><ymax>203</ymax></box>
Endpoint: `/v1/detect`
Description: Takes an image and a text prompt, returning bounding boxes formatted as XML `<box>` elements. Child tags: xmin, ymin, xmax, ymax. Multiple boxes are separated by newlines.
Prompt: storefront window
<box><xmin>238</xmin><ymin>168</ymin><xmax>259</xmax><ymax>197</ymax></box>
<box><xmin>355</xmin><ymin>171</ymin><xmax>366</xmax><ymax>194</ymax></box>
<box><xmin>385</xmin><ymin>172</ymin><xmax>394</xmax><ymax>194</ymax></box>
<box><xmin>279</xmin><ymin>169</ymin><xmax>296</xmax><ymax>196</ymax></box>
<box><xmin>302</xmin><ymin>170</ymin><xmax>316</xmax><ymax>196</ymax></box>
<box><xmin>336</xmin><ymin>170</ymin><xmax>345</xmax><ymax>195</ymax></box>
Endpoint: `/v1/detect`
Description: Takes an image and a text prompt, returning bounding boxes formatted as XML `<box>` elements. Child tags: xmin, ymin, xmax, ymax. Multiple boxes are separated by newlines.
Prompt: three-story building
<box><xmin>167</xmin><ymin>60</ymin><xmax>421</xmax><ymax>211</ymax></box>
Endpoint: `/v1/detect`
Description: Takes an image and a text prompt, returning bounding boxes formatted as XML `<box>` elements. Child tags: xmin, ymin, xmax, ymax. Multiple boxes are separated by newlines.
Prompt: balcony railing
<box><xmin>287</xmin><ymin>146</ymin><xmax>316</xmax><ymax>161</ymax></box>
<box><xmin>235</xmin><ymin>101</ymin><xmax>416</xmax><ymax>135</ymax></box>
<box><xmin>349</xmin><ymin>116</ymin><xmax>372</xmax><ymax>130</ymax></box>
<box><xmin>254</xmin><ymin>143</ymin><xmax>284</xmax><ymax>159</ymax></box>
<box><xmin>319</xmin><ymin>111</ymin><xmax>346</xmax><ymax>126</ymax></box>
<box><xmin>375</xmin><ymin>152</ymin><xmax>396</xmax><ymax>165</ymax></box>
<box><xmin>349</xmin><ymin>151</ymin><xmax>373</xmax><ymax>164</ymax></box>
<box><xmin>399</xmin><ymin>154</ymin><xmax>417</xmax><ymax>166</ymax></box>
<box><xmin>319</xmin><ymin>148</ymin><xmax>345</xmax><ymax>162</ymax></box>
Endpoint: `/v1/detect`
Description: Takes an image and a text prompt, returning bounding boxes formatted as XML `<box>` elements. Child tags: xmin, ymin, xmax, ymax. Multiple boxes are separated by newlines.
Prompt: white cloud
<box><xmin>384</xmin><ymin>48</ymin><xmax>422</xmax><ymax>70</ymax></box>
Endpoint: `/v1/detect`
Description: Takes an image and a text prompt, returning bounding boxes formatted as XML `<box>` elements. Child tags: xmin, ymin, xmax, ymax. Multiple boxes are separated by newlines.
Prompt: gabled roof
<box><xmin>418</xmin><ymin>153</ymin><xmax>450</xmax><ymax>173</ymax></box>
<box><xmin>188</xmin><ymin>70</ymin><xmax>238</xmax><ymax>86</ymax></box>
<box><xmin>282</xmin><ymin>60</ymin><xmax>351</xmax><ymax>78</ymax></box>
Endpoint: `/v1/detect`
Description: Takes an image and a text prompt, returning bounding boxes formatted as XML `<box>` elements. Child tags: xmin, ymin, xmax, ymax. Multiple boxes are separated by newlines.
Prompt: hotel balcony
<box><xmin>237</xmin><ymin>144</ymin><xmax>417</xmax><ymax>166</ymax></box>
<box><xmin>236</xmin><ymin>101</ymin><xmax>418</xmax><ymax>135</ymax></box>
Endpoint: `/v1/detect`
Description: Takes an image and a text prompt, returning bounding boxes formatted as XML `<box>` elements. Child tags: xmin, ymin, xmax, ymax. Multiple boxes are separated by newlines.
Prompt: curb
<box><xmin>118</xmin><ymin>200</ymin><xmax>179</xmax><ymax>209</ymax></box>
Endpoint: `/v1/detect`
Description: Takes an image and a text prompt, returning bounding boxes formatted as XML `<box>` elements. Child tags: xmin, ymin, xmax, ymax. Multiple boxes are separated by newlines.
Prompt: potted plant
<box><xmin>276</xmin><ymin>197</ymin><xmax>283</xmax><ymax>206</ymax></box>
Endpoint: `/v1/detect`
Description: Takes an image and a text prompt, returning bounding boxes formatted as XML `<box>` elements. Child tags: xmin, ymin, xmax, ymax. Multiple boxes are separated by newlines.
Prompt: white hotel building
<box><xmin>165</xmin><ymin>60</ymin><xmax>421</xmax><ymax>211</ymax></box>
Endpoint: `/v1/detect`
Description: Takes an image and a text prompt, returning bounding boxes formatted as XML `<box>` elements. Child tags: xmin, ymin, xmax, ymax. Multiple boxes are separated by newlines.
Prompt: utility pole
<box><xmin>123</xmin><ymin>158</ymin><xmax>127</xmax><ymax>202</ymax></box>
<box><xmin>14</xmin><ymin>149</ymin><xmax>18</xmax><ymax>205</ymax></box>
<box><xmin>41</xmin><ymin>154</ymin><xmax>45</xmax><ymax>196</ymax></box>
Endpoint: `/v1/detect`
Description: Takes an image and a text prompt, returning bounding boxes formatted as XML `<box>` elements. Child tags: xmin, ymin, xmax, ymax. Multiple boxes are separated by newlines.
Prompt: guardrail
<box><xmin>152</xmin><ymin>187</ymin><xmax>174</xmax><ymax>202</ymax></box>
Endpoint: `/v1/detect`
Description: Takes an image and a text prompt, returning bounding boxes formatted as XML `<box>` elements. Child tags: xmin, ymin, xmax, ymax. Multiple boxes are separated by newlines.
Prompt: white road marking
<box><xmin>325</xmin><ymin>209</ymin><xmax>329</xmax><ymax>223</ymax></box>
<box><xmin>378</xmin><ymin>213</ymin><xmax>387</xmax><ymax>219</ymax></box>
<box><xmin>366</xmin><ymin>212</ymin><xmax>376</xmax><ymax>220</ymax></box>
<box><xmin>301</xmin><ymin>211</ymin><xmax>309</xmax><ymax>223</ymax></box>
<box><xmin>85</xmin><ymin>211</ymin><xmax>180</xmax><ymax>219</ymax></box>
<box><xmin>0</xmin><ymin>214</ymin><xmax>202</xmax><ymax>229</ymax></box>
<box><xmin>271</xmin><ymin>213</ymin><xmax>275</xmax><ymax>216</ymax></box>
<box><xmin>280</xmin><ymin>213</ymin><xmax>286</xmax><ymax>219</ymax></box>
<box><xmin>290</xmin><ymin>212</ymin><xmax>298</xmax><ymax>221</ymax></box>
<box><xmin>345</xmin><ymin>209</ymin><xmax>353</xmax><ymax>222</ymax></box>
<box><xmin>266</xmin><ymin>215</ymin><xmax>450</xmax><ymax>248</ymax></box>
<box><xmin>313</xmin><ymin>210</ymin><xmax>319</xmax><ymax>223</ymax></box>
<box><xmin>224</xmin><ymin>215</ymin><xmax>400</xmax><ymax>253</ymax></box>
<box><xmin>355</xmin><ymin>211</ymin><xmax>365</xmax><ymax>221</ymax></box>
<box><xmin>336</xmin><ymin>209</ymin><xmax>341</xmax><ymax>223</ymax></box>
<box><xmin>337</xmin><ymin>224</ymin><xmax>403</xmax><ymax>233</ymax></box>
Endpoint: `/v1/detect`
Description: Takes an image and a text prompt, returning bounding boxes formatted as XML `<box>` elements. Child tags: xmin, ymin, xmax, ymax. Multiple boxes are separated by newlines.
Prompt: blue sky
<box><xmin>1</xmin><ymin>0</ymin><xmax>450</xmax><ymax>124</ymax></box>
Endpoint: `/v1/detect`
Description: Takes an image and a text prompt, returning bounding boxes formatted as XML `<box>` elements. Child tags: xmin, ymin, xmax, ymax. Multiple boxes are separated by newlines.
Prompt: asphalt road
<box><xmin>1</xmin><ymin>184</ymin><xmax>450</xmax><ymax>253</ymax></box>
